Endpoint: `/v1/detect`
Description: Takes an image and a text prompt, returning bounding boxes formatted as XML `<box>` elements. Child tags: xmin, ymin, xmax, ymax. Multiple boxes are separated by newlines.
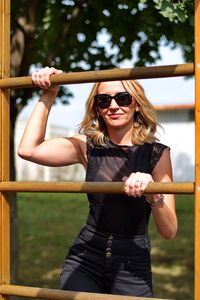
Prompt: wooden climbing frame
<box><xmin>0</xmin><ymin>0</ymin><xmax>199</xmax><ymax>299</ymax></box>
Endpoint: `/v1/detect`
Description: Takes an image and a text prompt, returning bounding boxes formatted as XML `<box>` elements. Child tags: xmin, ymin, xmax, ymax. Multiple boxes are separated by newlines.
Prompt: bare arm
<box><xmin>123</xmin><ymin>149</ymin><xmax>177</xmax><ymax>240</ymax></box>
<box><xmin>150</xmin><ymin>149</ymin><xmax>177</xmax><ymax>240</ymax></box>
<box><xmin>18</xmin><ymin>67</ymin><xmax>87</xmax><ymax>168</ymax></box>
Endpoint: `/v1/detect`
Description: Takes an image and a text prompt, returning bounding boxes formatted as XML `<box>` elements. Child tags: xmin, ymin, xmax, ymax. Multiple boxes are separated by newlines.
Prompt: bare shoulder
<box><xmin>67</xmin><ymin>134</ymin><xmax>87</xmax><ymax>167</ymax></box>
<box><xmin>67</xmin><ymin>134</ymin><xmax>87</xmax><ymax>148</ymax></box>
<box><xmin>152</xmin><ymin>148</ymin><xmax>173</xmax><ymax>182</ymax></box>
<box><xmin>70</xmin><ymin>134</ymin><xmax>87</xmax><ymax>142</ymax></box>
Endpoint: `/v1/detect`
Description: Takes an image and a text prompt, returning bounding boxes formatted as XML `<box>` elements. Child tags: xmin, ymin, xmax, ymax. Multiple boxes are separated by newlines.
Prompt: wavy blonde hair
<box><xmin>79</xmin><ymin>80</ymin><xmax>160</xmax><ymax>145</ymax></box>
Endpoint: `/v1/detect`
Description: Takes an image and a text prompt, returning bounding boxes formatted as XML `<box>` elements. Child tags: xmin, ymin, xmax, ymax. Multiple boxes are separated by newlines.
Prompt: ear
<box><xmin>135</xmin><ymin>104</ymin><xmax>140</xmax><ymax>112</ymax></box>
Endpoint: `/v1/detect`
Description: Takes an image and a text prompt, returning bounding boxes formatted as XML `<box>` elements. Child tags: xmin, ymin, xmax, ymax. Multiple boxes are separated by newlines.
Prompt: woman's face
<box><xmin>95</xmin><ymin>81</ymin><xmax>139</xmax><ymax>131</ymax></box>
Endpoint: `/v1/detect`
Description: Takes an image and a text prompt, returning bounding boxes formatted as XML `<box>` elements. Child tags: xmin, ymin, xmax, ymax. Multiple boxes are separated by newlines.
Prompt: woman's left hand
<box><xmin>122</xmin><ymin>151</ymin><xmax>177</xmax><ymax>240</ymax></box>
<box><xmin>122</xmin><ymin>172</ymin><xmax>153</xmax><ymax>197</ymax></box>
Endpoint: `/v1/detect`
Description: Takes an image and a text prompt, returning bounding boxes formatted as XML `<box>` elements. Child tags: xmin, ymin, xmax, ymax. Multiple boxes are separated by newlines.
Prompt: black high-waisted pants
<box><xmin>60</xmin><ymin>224</ymin><xmax>153</xmax><ymax>298</ymax></box>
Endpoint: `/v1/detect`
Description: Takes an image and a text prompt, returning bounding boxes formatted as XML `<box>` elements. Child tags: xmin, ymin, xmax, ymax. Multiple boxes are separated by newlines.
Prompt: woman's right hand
<box><xmin>32</xmin><ymin>66</ymin><xmax>63</xmax><ymax>91</ymax></box>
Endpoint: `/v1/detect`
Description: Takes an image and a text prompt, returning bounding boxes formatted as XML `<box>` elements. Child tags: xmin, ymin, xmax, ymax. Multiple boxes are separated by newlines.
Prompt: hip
<box><xmin>69</xmin><ymin>224</ymin><xmax>151</xmax><ymax>259</ymax></box>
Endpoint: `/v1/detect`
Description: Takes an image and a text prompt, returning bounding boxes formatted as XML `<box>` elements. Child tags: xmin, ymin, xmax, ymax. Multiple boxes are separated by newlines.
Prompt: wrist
<box><xmin>39</xmin><ymin>89</ymin><xmax>58</xmax><ymax>107</ymax></box>
<box><xmin>146</xmin><ymin>194</ymin><xmax>164</xmax><ymax>208</ymax></box>
<box><xmin>42</xmin><ymin>87</ymin><xmax>59</xmax><ymax>96</ymax></box>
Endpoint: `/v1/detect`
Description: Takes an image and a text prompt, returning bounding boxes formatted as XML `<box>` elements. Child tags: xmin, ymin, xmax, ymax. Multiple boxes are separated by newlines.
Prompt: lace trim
<box><xmin>150</xmin><ymin>143</ymin><xmax>170</xmax><ymax>171</ymax></box>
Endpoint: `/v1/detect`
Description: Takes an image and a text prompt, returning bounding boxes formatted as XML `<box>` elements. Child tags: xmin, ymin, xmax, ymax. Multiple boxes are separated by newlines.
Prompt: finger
<box><xmin>50</xmin><ymin>67</ymin><xmax>63</xmax><ymax>74</ymax></box>
<box><xmin>122</xmin><ymin>176</ymin><xmax>128</xmax><ymax>182</ymax></box>
<box><xmin>140</xmin><ymin>179</ymin><xmax>149</xmax><ymax>192</ymax></box>
<box><xmin>46</xmin><ymin>67</ymin><xmax>63</xmax><ymax>88</ymax></box>
<box><xmin>123</xmin><ymin>176</ymin><xmax>132</xmax><ymax>196</ymax></box>
<box><xmin>31</xmin><ymin>67</ymin><xmax>52</xmax><ymax>89</ymax></box>
<box><xmin>31</xmin><ymin>69</ymin><xmax>46</xmax><ymax>89</ymax></box>
<box><xmin>32</xmin><ymin>70</ymin><xmax>42</xmax><ymax>87</ymax></box>
<box><xmin>129</xmin><ymin>173</ymin><xmax>145</xmax><ymax>197</ymax></box>
<box><xmin>31</xmin><ymin>70</ymin><xmax>39</xmax><ymax>84</ymax></box>
<box><xmin>131</xmin><ymin>180</ymin><xmax>143</xmax><ymax>197</ymax></box>
<box><xmin>43</xmin><ymin>68</ymin><xmax>52</xmax><ymax>89</ymax></box>
<box><xmin>135</xmin><ymin>180</ymin><xmax>142</xmax><ymax>188</ymax></box>
<box><xmin>123</xmin><ymin>173</ymin><xmax>137</xmax><ymax>196</ymax></box>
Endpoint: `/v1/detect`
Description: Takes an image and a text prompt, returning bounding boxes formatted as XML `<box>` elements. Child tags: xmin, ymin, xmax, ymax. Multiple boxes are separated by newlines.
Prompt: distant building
<box><xmin>15</xmin><ymin>103</ymin><xmax>195</xmax><ymax>182</ymax></box>
<box><xmin>155</xmin><ymin>104</ymin><xmax>194</xmax><ymax>181</ymax></box>
<box><xmin>15</xmin><ymin>116</ymin><xmax>85</xmax><ymax>181</ymax></box>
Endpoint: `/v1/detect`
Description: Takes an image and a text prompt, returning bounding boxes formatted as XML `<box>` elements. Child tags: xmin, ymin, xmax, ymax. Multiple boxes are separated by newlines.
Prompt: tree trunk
<box><xmin>10</xmin><ymin>193</ymin><xmax>18</xmax><ymax>284</ymax></box>
<box><xmin>10</xmin><ymin>115</ymin><xmax>18</xmax><ymax>284</ymax></box>
<box><xmin>9</xmin><ymin>0</ymin><xmax>43</xmax><ymax>284</ymax></box>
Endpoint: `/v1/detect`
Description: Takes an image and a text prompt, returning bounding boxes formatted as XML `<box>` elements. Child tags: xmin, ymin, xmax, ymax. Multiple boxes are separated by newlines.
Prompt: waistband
<box><xmin>85</xmin><ymin>223</ymin><xmax>149</xmax><ymax>240</ymax></box>
<box><xmin>77</xmin><ymin>224</ymin><xmax>151</xmax><ymax>256</ymax></box>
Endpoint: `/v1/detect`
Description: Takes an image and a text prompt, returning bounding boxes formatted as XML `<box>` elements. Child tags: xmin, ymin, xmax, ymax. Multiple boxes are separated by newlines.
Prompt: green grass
<box><xmin>17</xmin><ymin>193</ymin><xmax>194</xmax><ymax>299</ymax></box>
<box><xmin>150</xmin><ymin>195</ymin><xmax>194</xmax><ymax>299</ymax></box>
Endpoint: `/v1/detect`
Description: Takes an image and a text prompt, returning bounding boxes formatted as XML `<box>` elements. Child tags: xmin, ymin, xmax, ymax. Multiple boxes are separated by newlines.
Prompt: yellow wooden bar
<box><xmin>195</xmin><ymin>1</ymin><xmax>200</xmax><ymax>299</ymax></box>
<box><xmin>0</xmin><ymin>1</ymin><xmax>10</xmax><ymax>300</ymax></box>
<box><xmin>0</xmin><ymin>63</ymin><xmax>194</xmax><ymax>89</ymax></box>
<box><xmin>0</xmin><ymin>181</ymin><xmax>195</xmax><ymax>194</ymax></box>
<box><xmin>0</xmin><ymin>284</ymin><xmax>172</xmax><ymax>300</ymax></box>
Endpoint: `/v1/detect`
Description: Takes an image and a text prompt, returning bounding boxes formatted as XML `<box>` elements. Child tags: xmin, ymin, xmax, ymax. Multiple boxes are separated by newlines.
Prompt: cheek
<box><xmin>130</xmin><ymin>104</ymin><xmax>139</xmax><ymax>117</ymax></box>
<box><xmin>97</xmin><ymin>109</ymin><xmax>107</xmax><ymax>122</ymax></box>
<box><xmin>124</xmin><ymin>105</ymin><xmax>136</xmax><ymax>115</ymax></box>
<box><xmin>98</xmin><ymin>108</ymin><xmax>108</xmax><ymax>117</ymax></box>
<box><xmin>131</xmin><ymin>101</ymin><xmax>139</xmax><ymax>111</ymax></box>
<box><xmin>125</xmin><ymin>107</ymin><xmax>136</xmax><ymax>120</ymax></box>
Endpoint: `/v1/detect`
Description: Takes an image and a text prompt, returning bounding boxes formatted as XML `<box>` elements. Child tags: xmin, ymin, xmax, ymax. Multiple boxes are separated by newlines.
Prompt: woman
<box><xmin>18</xmin><ymin>66</ymin><xmax>177</xmax><ymax>298</ymax></box>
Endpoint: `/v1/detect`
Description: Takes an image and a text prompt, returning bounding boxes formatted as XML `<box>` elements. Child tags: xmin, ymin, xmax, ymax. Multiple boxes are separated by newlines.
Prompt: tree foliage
<box><xmin>11</xmin><ymin>0</ymin><xmax>194</xmax><ymax>114</ymax></box>
<box><xmin>143</xmin><ymin>0</ymin><xmax>192</xmax><ymax>22</ymax></box>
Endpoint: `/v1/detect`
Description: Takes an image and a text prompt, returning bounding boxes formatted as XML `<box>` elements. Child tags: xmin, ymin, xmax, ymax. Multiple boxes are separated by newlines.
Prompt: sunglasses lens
<box><xmin>115</xmin><ymin>92</ymin><xmax>132</xmax><ymax>106</ymax></box>
<box><xmin>95</xmin><ymin>95</ymin><xmax>111</xmax><ymax>109</ymax></box>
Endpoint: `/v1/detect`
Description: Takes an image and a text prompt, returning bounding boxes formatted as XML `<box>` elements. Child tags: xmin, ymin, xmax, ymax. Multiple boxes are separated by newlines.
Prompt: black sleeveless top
<box><xmin>85</xmin><ymin>138</ymin><xmax>169</xmax><ymax>236</ymax></box>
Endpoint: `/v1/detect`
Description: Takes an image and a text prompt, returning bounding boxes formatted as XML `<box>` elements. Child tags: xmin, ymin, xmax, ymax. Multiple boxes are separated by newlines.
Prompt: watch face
<box><xmin>146</xmin><ymin>194</ymin><xmax>164</xmax><ymax>207</ymax></box>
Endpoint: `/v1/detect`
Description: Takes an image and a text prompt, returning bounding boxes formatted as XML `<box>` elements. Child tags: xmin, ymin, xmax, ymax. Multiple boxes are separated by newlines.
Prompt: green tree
<box><xmin>10</xmin><ymin>0</ymin><xmax>194</xmax><ymax>283</ymax></box>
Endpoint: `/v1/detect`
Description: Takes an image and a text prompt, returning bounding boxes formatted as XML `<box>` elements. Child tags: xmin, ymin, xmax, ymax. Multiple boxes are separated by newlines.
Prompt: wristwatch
<box><xmin>146</xmin><ymin>194</ymin><xmax>164</xmax><ymax>207</ymax></box>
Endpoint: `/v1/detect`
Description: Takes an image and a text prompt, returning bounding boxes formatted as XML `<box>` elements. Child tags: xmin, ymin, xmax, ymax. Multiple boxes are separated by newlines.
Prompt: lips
<box><xmin>109</xmin><ymin>114</ymin><xmax>122</xmax><ymax>119</ymax></box>
<box><xmin>109</xmin><ymin>114</ymin><xmax>121</xmax><ymax>120</ymax></box>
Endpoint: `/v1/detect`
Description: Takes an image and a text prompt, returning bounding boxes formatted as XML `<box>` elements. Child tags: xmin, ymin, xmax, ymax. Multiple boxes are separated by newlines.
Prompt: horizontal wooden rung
<box><xmin>0</xmin><ymin>284</ymin><xmax>173</xmax><ymax>300</ymax></box>
<box><xmin>0</xmin><ymin>63</ymin><xmax>194</xmax><ymax>89</ymax></box>
<box><xmin>0</xmin><ymin>181</ymin><xmax>195</xmax><ymax>194</ymax></box>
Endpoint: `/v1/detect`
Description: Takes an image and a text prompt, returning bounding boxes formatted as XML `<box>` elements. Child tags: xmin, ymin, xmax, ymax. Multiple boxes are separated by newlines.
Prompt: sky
<box><xmin>19</xmin><ymin>45</ymin><xmax>194</xmax><ymax>131</ymax></box>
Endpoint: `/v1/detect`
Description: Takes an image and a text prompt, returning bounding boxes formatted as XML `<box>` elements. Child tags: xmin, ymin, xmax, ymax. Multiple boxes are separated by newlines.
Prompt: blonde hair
<box><xmin>79</xmin><ymin>80</ymin><xmax>159</xmax><ymax>145</ymax></box>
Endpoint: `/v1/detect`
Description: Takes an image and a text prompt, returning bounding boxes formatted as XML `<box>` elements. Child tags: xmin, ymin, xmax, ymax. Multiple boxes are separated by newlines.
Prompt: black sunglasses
<box><xmin>94</xmin><ymin>92</ymin><xmax>132</xmax><ymax>109</ymax></box>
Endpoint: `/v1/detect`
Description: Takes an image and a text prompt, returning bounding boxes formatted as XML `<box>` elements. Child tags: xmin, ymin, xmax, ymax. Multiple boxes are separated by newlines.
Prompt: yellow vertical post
<box><xmin>195</xmin><ymin>0</ymin><xmax>200</xmax><ymax>299</ymax></box>
<box><xmin>0</xmin><ymin>0</ymin><xmax>10</xmax><ymax>299</ymax></box>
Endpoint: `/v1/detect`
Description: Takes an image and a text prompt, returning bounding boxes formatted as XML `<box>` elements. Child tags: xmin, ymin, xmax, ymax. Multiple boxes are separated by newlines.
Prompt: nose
<box><xmin>109</xmin><ymin>98</ymin><xmax>119</xmax><ymax>108</ymax></box>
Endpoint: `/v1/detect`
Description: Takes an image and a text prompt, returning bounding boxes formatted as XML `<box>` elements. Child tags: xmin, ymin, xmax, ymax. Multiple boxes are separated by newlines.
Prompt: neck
<box><xmin>107</xmin><ymin>125</ymin><xmax>134</xmax><ymax>146</ymax></box>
